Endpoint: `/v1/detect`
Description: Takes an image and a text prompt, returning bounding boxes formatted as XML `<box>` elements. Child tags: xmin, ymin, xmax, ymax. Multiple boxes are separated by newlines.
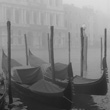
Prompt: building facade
<box><xmin>0</xmin><ymin>0</ymin><xmax>66</xmax><ymax>49</ymax></box>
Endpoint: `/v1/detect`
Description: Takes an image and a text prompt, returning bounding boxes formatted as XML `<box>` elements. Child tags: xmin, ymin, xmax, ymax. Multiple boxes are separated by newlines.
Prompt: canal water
<box><xmin>1</xmin><ymin>47</ymin><xmax>110</xmax><ymax>110</ymax></box>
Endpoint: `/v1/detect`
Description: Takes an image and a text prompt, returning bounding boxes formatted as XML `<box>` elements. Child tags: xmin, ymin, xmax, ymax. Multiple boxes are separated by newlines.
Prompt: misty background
<box><xmin>0</xmin><ymin>0</ymin><xmax>110</xmax><ymax>78</ymax></box>
<box><xmin>0</xmin><ymin>0</ymin><xmax>110</xmax><ymax>109</ymax></box>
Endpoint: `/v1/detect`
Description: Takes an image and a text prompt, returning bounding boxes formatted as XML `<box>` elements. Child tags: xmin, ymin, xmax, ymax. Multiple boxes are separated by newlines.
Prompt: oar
<box><xmin>68</xmin><ymin>32</ymin><xmax>71</xmax><ymax>64</ymax></box>
<box><xmin>24</xmin><ymin>34</ymin><xmax>29</xmax><ymax>65</ymax></box>
<box><xmin>7</xmin><ymin>21</ymin><xmax>13</xmax><ymax>104</ymax></box>
<box><xmin>50</xmin><ymin>26</ymin><xmax>55</xmax><ymax>82</ymax></box>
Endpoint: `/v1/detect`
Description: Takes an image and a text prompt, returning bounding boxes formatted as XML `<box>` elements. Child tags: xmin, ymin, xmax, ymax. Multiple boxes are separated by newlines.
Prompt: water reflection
<box><xmin>73</xmin><ymin>94</ymin><xmax>98</xmax><ymax>109</ymax></box>
<box><xmin>73</xmin><ymin>94</ymin><xmax>110</xmax><ymax>109</ymax></box>
<box><xmin>93</xmin><ymin>95</ymin><xmax>110</xmax><ymax>110</ymax></box>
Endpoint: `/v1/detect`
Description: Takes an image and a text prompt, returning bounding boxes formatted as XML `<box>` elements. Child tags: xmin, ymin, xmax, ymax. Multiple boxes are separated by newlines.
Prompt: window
<box><xmin>2</xmin><ymin>37</ymin><xmax>7</xmax><ymax>47</ymax></box>
<box><xmin>18</xmin><ymin>37</ymin><xmax>23</xmax><ymax>45</ymax></box>
<box><xmin>46</xmin><ymin>12</ymin><xmax>50</xmax><ymax>25</ymax></box>
<box><xmin>11</xmin><ymin>37</ymin><xmax>14</xmax><ymax>45</ymax></box>
<box><xmin>42</xmin><ymin>0</ymin><xmax>47</xmax><ymax>4</ymax></box>
<box><xmin>2</xmin><ymin>30</ymin><xmax>7</xmax><ymax>36</ymax></box>
<box><xmin>15</xmin><ymin>8</ymin><xmax>20</xmax><ymax>24</ymax></box>
<box><xmin>49</xmin><ymin>0</ymin><xmax>53</xmax><ymax>6</ymax></box>
<box><xmin>33</xmin><ymin>11</ymin><xmax>41</xmax><ymax>25</ymax></box>
<box><xmin>33</xmin><ymin>32</ymin><xmax>42</xmax><ymax>48</ymax></box>
<box><xmin>56</xmin><ymin>0</ymin><xmax>59</xmax><ymax>6</ymax></box>
<box><xmin>56</xmin><ymin>14</ymin><xmax>60</xmax><ymax>26</ymax></box>
<box><xmin>41</xmin><ymin>12</ymin><xmax>46</xmax><ymax>25</ymax></box>
<box><xmin>37</xmin><ymin>12</ymin><xmax>41</xmax><ymax>25</ymax></box>
<box><xmin>30</xmin><ymin>0</ymin><xmax>40</xmax><ymax>3</ymax></box>
<box><xmin>33</xmin><ymin>11</ymin><xmax>37</xmax><ymax>24</ymax></box>
<box><xmin>6</xmin><ymin>7</ymin><xmax>12</xmax><ymax>21</ymax></box>
<box><xmin>56</xmin><ymin>14</ymin><xmax>64</xmax><ymax>27</ymax></box>
<box><xmin>26</xmin><ymin>10</ymin><xmax>30</xmax><ymax>24</ymax></box>
<box><xmin>58</xmin><ymin>0</ymin><xmax>62</xmax><ymax>7</ymax></box>
<box><xmin>44</xmin><ymin>12</ymin><xmax>48</xmax><ymax>25</ymax></box>
<box><xmin>60</xmin><ymin>14</ymin><xmax>64</xmax><ymax>27</ymax></box>
<box><xmin>34</xmin><ymin>0</ymin><xmax>40</xmax><ymax>3</ymax></box>
<box><xmin>50</xmin><ymin>13</ymin><xmax>54</xmax><ymax>26</ymax></box>
<box><xmin>18</xmin><ymin>30</ymin><xmax>22</xmax><ymax>36</ymax></box>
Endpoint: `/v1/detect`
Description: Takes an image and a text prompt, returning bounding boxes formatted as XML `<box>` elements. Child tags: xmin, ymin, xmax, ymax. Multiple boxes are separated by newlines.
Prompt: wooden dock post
<box><xmin>7</xmin><ymin>21</ymin><xmax>13</xmax><ymax>104</ymax></box>
<box><xmin>50</xmin><ymin>26</ymin><xmax>55</xmax><ymax>82</ymax></box>
<box><xmin>48</xmin><ymin>33</ymin><xmax>51</xmax><ymax>63</ymax></box>
<box><xmin>100</xmin><ymin>37</ymin><xmax>103</xmax><ymax>73</ymax></box>
<box><xmin>68</xmin><ymin>32</ymin><xmax>71</xmax><ymax>64</ymax></box>
<box><xmin>104</xmin><ymin>28</ymin><xmax>107</xmax><ymax>59</ymax></box>
<box><xmin>24</xmin><ymin>34</ymin><xmax>29</xmax><ymax>65</ymax></box>
<box><xmin>80</xmin><ymin>27</ymin><xmax>84</xmax><ymax>77</ymax></box>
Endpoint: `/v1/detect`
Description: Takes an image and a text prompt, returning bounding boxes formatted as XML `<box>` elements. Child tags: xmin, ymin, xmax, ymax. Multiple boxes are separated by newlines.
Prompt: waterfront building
<box><xmin>0</xmin><ymin>0</ymin><xmax>66</xmax><ymax>49</ymax></box>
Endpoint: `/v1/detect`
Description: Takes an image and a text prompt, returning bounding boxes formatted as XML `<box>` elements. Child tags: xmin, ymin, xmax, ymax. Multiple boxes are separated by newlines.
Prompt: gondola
<box><xmin>28</xmin><ymin>50</ymin><xmax>108</xmax><ymax>95</ymax></box>
<box><xmin>2</xmin><ymin>50</ymin><xmax>22</xmax><ymax>76</ymax></box>
<box><xmin>11</xmin><ymin>65</ymin><xmax>73</xmax><ymax>110</ymax></box>
<box><xmin>2</xmin><ymin>50</ymin><xmax>108</xmax><ymax>96</ymax></box>
<box><xmin>73</xmin><ymin>66</ymin><xmax>107</xmax><ymax>95</ymax></box>
<box><xmin>0</xmin><ymin>76</ymin><xmax>6</xmax><ymax>110</ymax></box>
<box><xmin>2</xmin><ymin>50</ymin><xmax>73</xmax><ymax>110</ymax></box>
<box><xmin>29</xmin><ymin>50</ymin><xmax>69</xmax><ymax>80</ymax></box>
<box><xmin>11</xmin><ymin>78</ymin><xmax>73</xmax><ymax>110</ymax></box>
<box><xmin>45</xmin><ymin>67</ymin><xmax>107</xmax><ymax>95</ymax></box>
<box><xmin>28</xmin><ymin>49</ymin><xmax>47</xmax><ymax>67</ymax></box>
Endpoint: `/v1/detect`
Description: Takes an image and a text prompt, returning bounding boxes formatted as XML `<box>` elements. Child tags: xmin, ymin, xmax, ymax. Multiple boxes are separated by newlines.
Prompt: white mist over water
<box><xmin>63</xmin><ymin>0</ymin><xmax>108</xmax><ymax>14</ymax></box>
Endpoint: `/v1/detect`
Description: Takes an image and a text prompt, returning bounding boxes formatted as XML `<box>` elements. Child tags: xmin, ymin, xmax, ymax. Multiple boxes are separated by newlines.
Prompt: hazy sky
<box><xmin>63</xmin><ymin>0</ymin><xmax>108</xmax><ymax>13</ymax></box>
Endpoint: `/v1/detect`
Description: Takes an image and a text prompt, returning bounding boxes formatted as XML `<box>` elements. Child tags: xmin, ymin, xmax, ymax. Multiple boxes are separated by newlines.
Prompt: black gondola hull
<box><xmin>74</xmin><ymin>71</ymin><xmax>107</xmax><ymax>95</ymax></box>
<box><xmin>44</xmin><ymin>71</ymin><xmax>107</xmax><ymax>95</ymax></box>
<box><xmin>11</xmin><ymin>80</ymin><xmax>72</xmax><ymax>110</ymax></box>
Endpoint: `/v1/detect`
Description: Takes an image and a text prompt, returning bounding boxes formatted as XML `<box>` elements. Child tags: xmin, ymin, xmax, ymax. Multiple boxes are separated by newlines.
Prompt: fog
<box><xmin>0</xmin><ymin>0</ymin><xmax>110</xmax><ymax>77</ymax></box>
<box><xmin>63</xmin><ymin>0</ymin><xmax>108</xmax><ymax>14</ymax></box>
<box><xmin>1</xmin><ymin>0</ymin><xmax>110</xmax><ymax>109</ymax></box>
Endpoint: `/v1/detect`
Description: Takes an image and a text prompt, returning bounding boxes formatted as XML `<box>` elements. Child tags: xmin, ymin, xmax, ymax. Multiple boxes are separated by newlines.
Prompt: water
<box><xmin>1</xmin><ymin>47</ymin><xmax>110</xmax><ymax>109</ymax></box>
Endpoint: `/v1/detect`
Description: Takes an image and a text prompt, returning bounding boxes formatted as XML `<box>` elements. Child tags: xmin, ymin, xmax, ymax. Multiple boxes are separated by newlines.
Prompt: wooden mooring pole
<box><xmin>24</xmin><ymin>34</ymin><xmax>29</xmax><ymax>65</ymax></box>
<box><xmin>104</xmin><ymin>28</ymin><xmax>107</xmax><ymax>59</ymax></box>
<box><xmin>100</xmin><ymin>37</ymin><xmax>103</xmax><ymax>73</ymax></box>
<box><xmin>48</xmin><ymin>33</ymin><xmax>51</xmax><ymax>63</ymax></box>
<box><xmin>104</xmin><ymin>28</ymin><xmax>108</xmax><ymax>82</ymax></box>
<box><xmin>80</xmin><ymin>27</ymin><xmax>84</xmax><ymax>77</ymax></box>
<box><xmin>68</xmin><ymin>32</ymin><xmax>71</xmax><ymax>64</ymax></box>
<box><xmin>7</xmin><ymin>21</ymin><xmax>13</xmax><ymax>104</ymax></box>
<box><xmin>50</xmin><ymin>26</ymin><xmax>55</xmax><ymax>82</ymax></box>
